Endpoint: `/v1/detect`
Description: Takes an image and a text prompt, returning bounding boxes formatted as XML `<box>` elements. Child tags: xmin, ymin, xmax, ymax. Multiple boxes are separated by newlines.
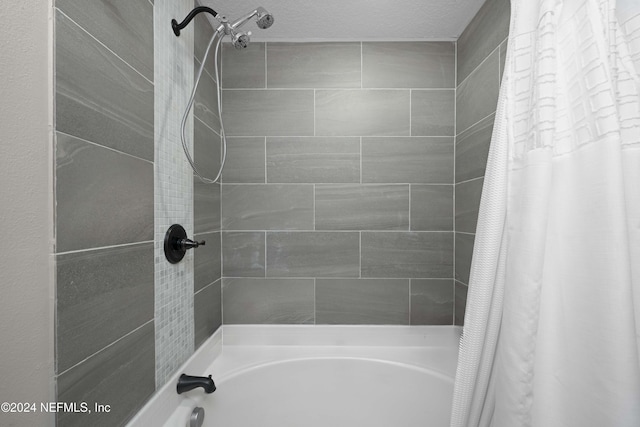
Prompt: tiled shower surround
<box><xmin>454</xmin><ymin>0</ymin><xmax>510</xmax><ymax>324</ymax></box>
<box><xmin>53</xmin><ymin>1</ymin><xmax>221</xmax><ymax>426</ymax></box>
<box><xmin>219</xmin><ymin>41</ymin><xmax>456</xmax><ymax>325</ymax></box>
<box><xmin>51</xmin><ymin>0</ymin><xmax>510</xmax><ymax>425</ymax></box>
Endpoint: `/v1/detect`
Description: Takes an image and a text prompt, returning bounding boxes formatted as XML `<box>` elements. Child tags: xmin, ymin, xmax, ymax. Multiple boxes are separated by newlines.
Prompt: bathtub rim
<box><xmin>125</xmin><ymin>324</ymin><xmax>462</xmax><ymax>427</ymax></box>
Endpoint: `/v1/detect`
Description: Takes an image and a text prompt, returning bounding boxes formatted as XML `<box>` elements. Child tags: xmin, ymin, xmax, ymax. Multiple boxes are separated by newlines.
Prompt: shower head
<box><xmin>231</xmin><ymin>6</ymin><xmax>274</xmax><ymax>30</ymax></box>
<box><xmin>231</xmin><ymin>30</ymin><xmax>250</xmax><ymax>50</ymax></box>
<box><xmin>255</xmin><ymin>7</ymin><xmax>274</xmax><ymax>29</ymax></box>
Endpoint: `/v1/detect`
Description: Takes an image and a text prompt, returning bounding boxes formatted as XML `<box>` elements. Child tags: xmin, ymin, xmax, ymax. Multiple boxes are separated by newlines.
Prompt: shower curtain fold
<box><xmin>450</xmin><ymin>1</ymin><xmax>640</xmax><ymax>426</ymax></box>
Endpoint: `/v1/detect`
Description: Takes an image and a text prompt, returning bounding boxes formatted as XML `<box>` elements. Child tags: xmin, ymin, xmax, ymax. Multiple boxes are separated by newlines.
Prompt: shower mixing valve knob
<box><xmin>164</xmin><ymin>224</ymin><xmax>205</xmax><ymax>264</ymax></box>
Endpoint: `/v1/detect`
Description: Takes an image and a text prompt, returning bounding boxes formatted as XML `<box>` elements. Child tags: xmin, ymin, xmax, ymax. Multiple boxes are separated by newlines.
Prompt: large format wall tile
<box><xmin>455</xmin><ymin>281</ymin><xmax>469</xmax><ymax>326</ymax></box>
<box><xmin>194</xmin><ymin>117</ymin><xmax>221</xmax><ymax>180</ymax></box>
<box><xmin>222</xmin><ymin>137</ymin><xmax>266</xmax><ymax>183</ymax></box>
<box><xmin>362</xmin><ymin>42</ymin><xmax>455</xmax><ymax>88</ymax></box>
<box><xmin>56</xmin><ymin>243</ymin><xmax>154</xmax><ymax>373</ymax></box>
<box><xmin>455</xmin><ymin>114</ymin><xmax>494</xmax><ymax>183</ymax></box>
<box><xmin>56</xmin><ymin>0</ymin><xmax>154</xmax><ymax>81</ymax></box>
<box><xmin>194</xmin><ymin>13</ymin><xmax>218</xmax><ymax>76</ymax></box>
<box><xmin>194</xmin><ymin>281</ymin><xmax>222</xmax><ymax>348</ymax></box>
<box><xmin>194</xmin><ymin>181</ymin><xmax>220</xmax><ymax>234</ymax></box>
<box><xmin>315</xmin><ymin>184</ymin><xmax>409</xmax><ymax>230</ymax></box>
<box><xmin>221</xmin><ymin>184</ymin><xmax>313</xmax><ymax>230</ymax></box>
<box><xmin>194</xmin><ymin>67</ymin><xmax>222</xmax><ymax>134</ymax></box>
<box><xmin>222</xmin><ymin>278</ymin><xmax>314</xmax><ymax>324</ymax></box>
<box><xmin>361</xmin><ymin>232</ymin><xmax>453</xmax><ymax>278</ymax></box>
<box><xmin>316</xmin><ymin>279</ymin><xmax>410</xmax><ymax>324</ymax></box>
<box><xmin>217</xmin><ymin>40</ymin><xmax>462</xmax><ymax>326</ymax></box>
<box><xmin>411</xmin><ymin>90</ymin><xmax>455</xmax><ymax>136</ymax></box>
<box><xmin>57</xmin><ymin>322</ymin><xmax>154</xmax><ymax>427</ymax></box>
<box><xmin>266</xmin><ymin>137</ymin><xmax>360</xmax><ymax>183</ymax></box>
<box><xmin>410</xmin><ymin>279</ymin><xmax>453</xmax><ymax>325</ymax></box>
<box><xmin>455</xmin><ymin>178</ymin><xmax>484</xmax><ymax>234</ymax></box>
<box><xmin>315</xmin><ymin>90</ymin><xmax>410</xmax><ymax>136</ymax></box>
<box><xmin>194</xmin><ymin>231</ymin><xmax>221</xmax><ymax>292</ymax></box>
<box><xmin>222</xmin><ymin>42</ymin><xmax>266</xmax><ymax>89</ymax></box>
<box><xmin>457</xmin><ymin>0</ymin><xmax>511</xmax><ymax>84</ymax></box>
<box><xmin>55</xmin><ymin>11</ymin><xmax>154</xmax><ymax>161</ymax></box>
<box><xmin>267</xmin><ymin>42</ymin><xmax>361</xmax><ymax>88</ymax></box>
<box><xmin>456</xmin><ymin>50</ymin><xmax>500</xmax><ymax>133</ymax></box>
<box><xmin>56</xmin><ymin>133</ymin><xmax>153</xmax><ymax>252</ymax></box>
<box><xmin>267</xmin><ymin>232</ymin><xmax>360</xmax><ymax>277</ymax></box>
<box><xmin>222</xmin><ymin>90</ymin><xmax>314</xmax><ymax>136</ymax></box>
<box><xmin>455</xmin><ymin>232</ymin><xmax>475</xmax><ymax>285</ymax></box>
<box><xmin>500</xmin><ymin>40</ymin><xmax>508</xmax><ymax>80</ymax></box>
<box><xmin>362</xmin><ymin>137</ymin><xmax>453</xmax><ymax>183</ymax></box>
<box><xmin>410</xmin><ymin>185</ymin><xmax>454</xmax><ymax>231</ymax></box>
<box><xmin>222</xmin><ymin>232</ymin><xmax>265</xmax><ymax>277</ymax></box>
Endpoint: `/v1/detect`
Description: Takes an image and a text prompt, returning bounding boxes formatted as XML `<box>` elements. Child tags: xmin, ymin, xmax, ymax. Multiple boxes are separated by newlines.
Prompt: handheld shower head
<box><xmin>255</xmin><ymin>7</ymin><xmax>274</xmax><ymax>29</ymax></box>
<box><xmin>231</xmin><ymin>30</ymin><xmax>250</xmax><ymax>49</ymax></box>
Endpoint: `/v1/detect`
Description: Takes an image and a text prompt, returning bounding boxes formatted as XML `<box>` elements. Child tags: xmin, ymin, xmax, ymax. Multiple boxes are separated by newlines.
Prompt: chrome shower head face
<box><xmin>231</xmin><ymin>30</ymin><xmax>250</xmax><ymax>49</ymax></box>
<box><xmin>255</xmin><ymin>7</ymin><xmax>274</xmax><ymax>29</ymax></box>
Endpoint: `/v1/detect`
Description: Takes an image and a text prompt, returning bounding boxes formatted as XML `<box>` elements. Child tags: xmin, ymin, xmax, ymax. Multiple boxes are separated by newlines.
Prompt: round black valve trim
<box><xmin>164</xmin><ymin>224</ymin><xmax>206</xmax><ymax>264</ymax></box>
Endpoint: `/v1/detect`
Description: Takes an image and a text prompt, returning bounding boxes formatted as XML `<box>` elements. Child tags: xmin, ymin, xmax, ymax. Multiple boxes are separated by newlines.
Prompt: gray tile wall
<box><xmin>220</xmin><ymin>41</ymin><xmax>456</xmax><ymax>325</ymax></box>
<box><xmin>54</xmin><ymin>1</ymin><xmax>155</xmax><ymax>426</ymax></box>
<box><xmin>455</xmin><ymin>0</ymin><xmax>510</xmax><ymax>325</ymax></box>
<box><xmin>54</xmin><ymin>2</ymin><xmax>222</xmax><ymax>426</ymax></box>
<box><xmin>193</xmin><ymin>11</ymin><xmax>222</xmax><ymax>351</ymax></box>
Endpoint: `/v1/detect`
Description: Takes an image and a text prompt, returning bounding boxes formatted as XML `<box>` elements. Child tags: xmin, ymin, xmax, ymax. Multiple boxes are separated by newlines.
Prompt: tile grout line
<box><xmin>56</xmin><ymin>319</ymin><xmax>154</xmax><ymax>378</ymax></box>
<box><xmin>360</xmin><ymin>41</ymin><xmax>363</xmax><ymax>89</ymax></box>
<box><xmin>457</xmin><ymin>112</ymin><xmax>497</xmax><ymax>137</ymax></box>
<box><xmin>221</xmin><ymin>87</ymin><xmax>455</xmax><ymax>91</ymax></box>
<box><xmin>453</xmin><ymin>40</ymin><xmax>458</xmax><ymax>326</ymax></box>
<box><xmin>359</xmin><ymin>137</ymin><xmax>363</xmax><ymax>184</ymax></box>
<box><xmin>195</xmin><ymin>277</ymin><xmax>222</xmax><ymax>295</ymax></box>
<box><xmin>223</xmin><ymin>276</ymin><xmax>455</xmax><ymax>280</ymax></box>
<box><xmin>408</xmin><ymin>184</ymin><xmax>412</xmax><ymax>231</ymax></box>
<box><xmin>456</xmin><ymin>176</ymin><xmax>484</xmax><ymax>186</ymax></box>
<box><xmin>56</xmin><ymin>240</ymin><xmax>155</xmax><ymax>256</ymax></box>
<box><xmin>193</xmin><ymin>53</ymin><xmax>218</xmax><ymax>85</ymax></box>
<box><xmin>194</xmin><ymin>114</ymin><xmax>221</xmax><ymax>138</ymax></box>
<box><xmin>225</xmin><ymin>135</ymin><xmax>455</xmax><ymax>139</ymax></box>
<box><xmin>220</xmin><ymin>230</ymin><xmax>455</xmax><ymax>233</ymax></box>
<box><xmin>409</xmin><ymin>89</ymin><xmax>413</xmax><ymax>136</ymax></box>
<box><xmin>220</xmin><ymin>274</ymin><xmax>225</xmax><ymax>327</ymax></box>
<box><xmin>56</xmin><ymin>8</ymin><xmax>154</xmax><ymax>86</ymax></box>
<box><xmin>408</xmin><ymin>279</ymin><xmax>412</xmax><ymax>325</ymax></box>
<box><xmin>359</xmin><ymin>231</ymin><xmax>362</xmax><ymax>278</ymax></box>
<box><xmin>264</xmin><ymin>136</ymin><xmax>268</xmax><ymax>183</ymax></box>
<box><xmin>56</xmin><ymin>130</ymin><xmax>153</xmax><ymax>165</ymax></box>
<box><xmin>457</xmin><ymin>42</ymin><xmax>502</xmax><ymax>89</ymax></box>
<box><xmin>220</xmin><ymin>183</ymin><xmax>454</xmax><ymax>186</ymax></box>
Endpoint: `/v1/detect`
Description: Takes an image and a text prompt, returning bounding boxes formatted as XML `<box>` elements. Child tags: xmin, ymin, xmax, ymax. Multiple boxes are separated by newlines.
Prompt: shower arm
<box><xmin>230</xmin><ymin>9</ymin><xmax>260</xmax><ymax>29</ymax></box>
<box><xmin>172</xmin><ymin>6</ymin><xmax>218</xmax><ymax>37</ymax></box>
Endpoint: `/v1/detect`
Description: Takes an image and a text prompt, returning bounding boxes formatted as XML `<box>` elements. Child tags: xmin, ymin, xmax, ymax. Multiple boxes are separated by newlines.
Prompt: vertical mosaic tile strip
<box><xmin>154</xmin><ymin>0</ymin><xmax>195</xmax><ymax>388</ymax></box>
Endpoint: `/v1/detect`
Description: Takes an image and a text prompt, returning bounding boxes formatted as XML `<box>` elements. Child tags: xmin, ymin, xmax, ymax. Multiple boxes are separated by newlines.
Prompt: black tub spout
<box><xmin>177</xmin><ymin>374</ymin><xmax>216</xmax><ymax>394</ymax></box>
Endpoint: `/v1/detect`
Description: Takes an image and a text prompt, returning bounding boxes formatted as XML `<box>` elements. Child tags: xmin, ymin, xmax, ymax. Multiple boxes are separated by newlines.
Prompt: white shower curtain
<box><xmin>451</xmin><ymin>1</ymin><xmax>640</xmax><ymax>426</ymax></box>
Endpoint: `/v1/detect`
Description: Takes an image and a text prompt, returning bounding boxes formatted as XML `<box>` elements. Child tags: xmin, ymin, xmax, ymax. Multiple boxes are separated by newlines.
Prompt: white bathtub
<box><xmin>127</xmin><ymin>325</ymin><xmax>461</xmax><ymax>427</ymax></box>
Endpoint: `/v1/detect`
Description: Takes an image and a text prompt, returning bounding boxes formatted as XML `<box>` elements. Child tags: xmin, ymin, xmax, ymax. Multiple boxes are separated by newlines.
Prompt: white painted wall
<box><xmin>0</xmin><ymin>1</ymin><xmax>55</xmax><ymax>426</ymax></box>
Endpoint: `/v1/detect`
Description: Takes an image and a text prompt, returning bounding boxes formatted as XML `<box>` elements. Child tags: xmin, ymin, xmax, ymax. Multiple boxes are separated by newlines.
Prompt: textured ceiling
<box><xmin>198</xmin><ymin>0</ymin><xmax>487</xmax><ymax>41</ymax></box>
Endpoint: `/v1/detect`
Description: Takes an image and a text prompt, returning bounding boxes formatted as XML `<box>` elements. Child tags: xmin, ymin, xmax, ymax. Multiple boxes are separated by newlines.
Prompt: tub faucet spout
<box><xmin>177</xmin><ymin>374</ymin><xmax>216</xmax><ymax>394</ymax></box>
